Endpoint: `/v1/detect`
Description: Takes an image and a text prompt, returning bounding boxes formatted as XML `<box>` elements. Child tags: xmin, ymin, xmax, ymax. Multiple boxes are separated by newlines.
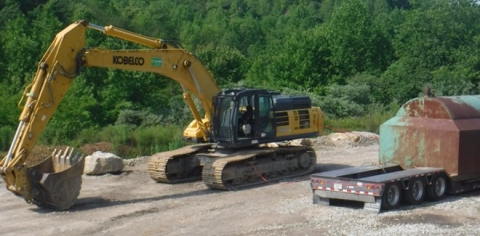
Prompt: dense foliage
<box><xmin>1</xmin><ymin>0</ymin><xmax>480</xmax><ymax>155</ymax></box>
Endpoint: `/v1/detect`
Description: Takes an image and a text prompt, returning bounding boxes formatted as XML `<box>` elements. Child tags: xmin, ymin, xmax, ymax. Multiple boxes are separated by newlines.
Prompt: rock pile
<box><xmin>316</xmin><ymin>131</ymin><xmax>379</xmax><ymax>147</ymax></box>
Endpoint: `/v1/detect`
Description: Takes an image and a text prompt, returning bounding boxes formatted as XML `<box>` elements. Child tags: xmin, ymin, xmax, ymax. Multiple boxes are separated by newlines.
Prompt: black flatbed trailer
<box><xmin>310</xmin><ymin>164</ymin><xmax>446</xmax><ymax>213</ymax></box>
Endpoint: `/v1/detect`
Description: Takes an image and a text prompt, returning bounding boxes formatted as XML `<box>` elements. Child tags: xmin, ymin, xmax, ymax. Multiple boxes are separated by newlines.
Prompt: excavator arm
<box><xmin>0</xmin><ymin>20</ymin><xmax>220</xmax><ymax>210</ymax></box>
<box><xmin>84</xmin><ymin>22</ymin><xmax>221</xmax><ymax>138</ymax></box>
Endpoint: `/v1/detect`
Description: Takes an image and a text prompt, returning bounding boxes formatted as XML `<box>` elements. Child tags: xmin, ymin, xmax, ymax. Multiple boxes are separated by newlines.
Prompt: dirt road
<box><xmin>1</xmin><ymin>145</ymin><xmax>480</xmax><ymax>235</ymax></box>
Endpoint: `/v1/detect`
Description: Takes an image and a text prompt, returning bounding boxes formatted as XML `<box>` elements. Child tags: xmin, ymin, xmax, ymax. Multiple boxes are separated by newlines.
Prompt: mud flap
<box><xmin>28</xmin><ymin>148</ymin><xmax>85</xmax><ymax>210</ymax></box>
<box><xmin>312</xmin><ymin>191</ymin><xmax>330</xmax><ymax>206</ymax></box>
<box><xmin>363</xmin><ymin>197</ymin><xmax>382</xmax><ymax>214</ymax></box>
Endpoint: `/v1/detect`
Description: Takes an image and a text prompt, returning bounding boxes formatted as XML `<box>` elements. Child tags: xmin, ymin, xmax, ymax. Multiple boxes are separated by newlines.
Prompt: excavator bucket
<box><xmin>27</xmin><ymin>147</ymin><xmax>85</xmax><ymax>210</ymax></box>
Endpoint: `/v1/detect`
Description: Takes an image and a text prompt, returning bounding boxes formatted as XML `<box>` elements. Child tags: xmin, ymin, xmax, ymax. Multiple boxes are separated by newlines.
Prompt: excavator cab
<box><xmin>211</xmin><ymin>89</ymin><xmax>277</xmax><ymax>148</ymax></box>
<box><xmin>211</xmin><ymin>88</ymin><xmax>323</xmax><ymax>149</ymax></box>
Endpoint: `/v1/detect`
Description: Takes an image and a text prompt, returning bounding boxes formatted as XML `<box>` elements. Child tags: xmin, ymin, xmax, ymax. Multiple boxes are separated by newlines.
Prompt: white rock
<box><xmin>352</xmin><ymin>131</ymin><xmax>379</xmax><ymax>140</ymax></box>
<box><xmin>289</xmin><ymin>138</ymin><xmax>313</xmax><ymax>146</ymax></box>
<box><xmin>329</xmin><ymin>132</ymin><xmax>361</xmax><ymax>142</ymax></box>
<box><xmin>84</xmin><ymin>151</ymin><xmax>124</xmax><ymax>175</ymax></box>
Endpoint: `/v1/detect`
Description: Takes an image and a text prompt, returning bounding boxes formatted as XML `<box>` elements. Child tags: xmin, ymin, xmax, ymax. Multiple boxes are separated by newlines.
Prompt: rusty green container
<box><xmin>379</xmin><ymin>95</ymin><xmax>480</xmax><ymax>181</ymax></box>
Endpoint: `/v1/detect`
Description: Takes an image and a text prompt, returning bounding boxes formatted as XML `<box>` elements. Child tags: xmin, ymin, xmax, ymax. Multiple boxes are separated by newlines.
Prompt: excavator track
<box><xmin>147</xmin><ymin>143</ymin><xmax>212</xmax><ymax>183</ymax></box>
<box><xmin>201</xmin><ymin>146</ymin><xmax>316</xmax><ymax>190</ymax></box>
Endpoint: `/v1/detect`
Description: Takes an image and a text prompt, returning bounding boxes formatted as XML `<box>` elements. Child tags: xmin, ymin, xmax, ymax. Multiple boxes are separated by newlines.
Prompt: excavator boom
<box><xmin>0</xmin><ymin>20</ymin><xmax>221</xmax><ymax>209</ymax></box>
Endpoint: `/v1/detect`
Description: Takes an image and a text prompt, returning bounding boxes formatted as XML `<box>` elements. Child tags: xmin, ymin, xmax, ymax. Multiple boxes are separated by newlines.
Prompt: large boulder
<box><xmin>84</xmin><ymin>151</ymin><xmax>124</xmax><ymax>175</ymax></box>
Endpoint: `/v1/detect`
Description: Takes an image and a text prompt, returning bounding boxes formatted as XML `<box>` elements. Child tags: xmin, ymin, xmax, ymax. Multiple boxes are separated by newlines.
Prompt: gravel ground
<box><xmin>1</xmin><ymin>143</ymin><xmax>480</xmax><ymax>235</ymax></box>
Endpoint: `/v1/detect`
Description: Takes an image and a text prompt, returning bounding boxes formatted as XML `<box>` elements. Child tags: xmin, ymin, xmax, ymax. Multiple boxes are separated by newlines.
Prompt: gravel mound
<box><xmin>123</xmin><ymin>156</ymin><xmax>150</xmax><ymax>166</ymax></box>
<box><xmin>316</xmin><ymin>131</ymin><xmax>379</xmax><ymax>147</ymax></box>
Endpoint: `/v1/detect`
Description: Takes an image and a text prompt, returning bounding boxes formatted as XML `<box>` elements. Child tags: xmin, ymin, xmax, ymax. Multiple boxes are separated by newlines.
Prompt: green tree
<box><xmin>325</xmin><ymin>0</ymin><xmax>393</xmax><ymax>81</ymax></box>
<box><xmin>195</xmin><ymin>44</ymin><xmax>248</xmax><ymax>86</ymax></box>
<box><xmin>380</xmin><ymin>0</ymin><xmax>480</xmax><ymax>102</ymax></box>
<box><xmin>247</xmin><ymin>26</ymin><xmax>333</xmax><ymax>92</ymax></box>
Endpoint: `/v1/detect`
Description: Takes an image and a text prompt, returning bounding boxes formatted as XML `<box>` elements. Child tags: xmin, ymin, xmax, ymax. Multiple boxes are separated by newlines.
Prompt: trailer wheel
<box><xmin>426</xmin><ymin>173</ymin><xmax>447</xmax><ymax>201</ymax></box>
<box><xmin>382</xmin><ymin>182</ymin><xmax>401</xmax><ymax>210</ymax></box>
<box><xmin>404</xmin><ymin>177</ymin><xmax>425</xmax><ymax>205</ymax></box>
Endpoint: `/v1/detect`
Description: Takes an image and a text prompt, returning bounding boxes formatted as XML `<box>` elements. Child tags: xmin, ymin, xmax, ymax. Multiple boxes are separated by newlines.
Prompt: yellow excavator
<box><xmin>0</xmin><ymin>20</ymin><xmax>323</xmax><ymax>210</ymax></box>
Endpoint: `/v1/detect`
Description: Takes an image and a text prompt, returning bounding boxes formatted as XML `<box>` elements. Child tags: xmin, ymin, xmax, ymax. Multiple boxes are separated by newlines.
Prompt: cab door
<box><xmin>255</xmin><ymin>94</ymin><xmax>275</xmax><ymax>139</ymax></box>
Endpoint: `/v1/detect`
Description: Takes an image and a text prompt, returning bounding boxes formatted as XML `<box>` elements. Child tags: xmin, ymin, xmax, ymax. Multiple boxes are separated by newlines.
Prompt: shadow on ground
<box><xmin>29</xmin><ymin>163</ymin><xmax>355</xmax><ymax>213</ymax></box>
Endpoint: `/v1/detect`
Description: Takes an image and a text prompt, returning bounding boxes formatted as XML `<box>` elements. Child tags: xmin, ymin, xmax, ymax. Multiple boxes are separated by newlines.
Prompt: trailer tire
<box><xmin>426</xmin><ymin>173</ymin><xmax>447</xmax><ymax>201</ymax></box>
<box><xmin>404</xmin><ymin>177</ymin><xmax>425</xmax><ymax>205</ymax></box>
<box><xmin>382</xmin><ymin>182</ymin><xmax>401</xmax><ymax>210</ymax></box>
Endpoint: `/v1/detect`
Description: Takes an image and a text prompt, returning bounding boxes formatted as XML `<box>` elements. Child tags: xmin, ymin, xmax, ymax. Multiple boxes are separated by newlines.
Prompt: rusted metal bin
<box><xmin>380</xmin><ymin>95</ymin><xmax>480</xmax><ymax>181</ymax></box>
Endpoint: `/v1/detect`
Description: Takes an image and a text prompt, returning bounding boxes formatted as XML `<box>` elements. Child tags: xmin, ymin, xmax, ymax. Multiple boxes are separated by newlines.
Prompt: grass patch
<box><xmin>85</xmin><ymin>124</ymin><xmax>186</xmax><ymax>158</ymax></box>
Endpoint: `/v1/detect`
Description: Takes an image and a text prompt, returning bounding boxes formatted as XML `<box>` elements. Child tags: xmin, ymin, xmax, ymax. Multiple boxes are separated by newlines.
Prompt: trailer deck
<box><xmin>311</xmin><ymin>164</ymin><xmax>445</xmax><ymax>213</ymax></box>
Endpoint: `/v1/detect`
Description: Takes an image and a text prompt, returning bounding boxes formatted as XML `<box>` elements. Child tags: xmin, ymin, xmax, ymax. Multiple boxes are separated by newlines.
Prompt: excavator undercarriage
<box><xmin>148</xmin><ymin>144</ymin><xmax>317</xmax><ymax>190</ymax></box>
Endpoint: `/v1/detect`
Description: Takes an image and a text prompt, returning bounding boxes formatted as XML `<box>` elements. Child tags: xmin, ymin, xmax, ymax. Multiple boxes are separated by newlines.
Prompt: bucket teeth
<box><xmin>28</xmin><ymin>147</ymin><xmax>85</xmax><ymax>210</ymax></box>
<box><xmin>52</xmin><ymin>147</ymin><xmax>83</xmax><ymax>172</ymax></box>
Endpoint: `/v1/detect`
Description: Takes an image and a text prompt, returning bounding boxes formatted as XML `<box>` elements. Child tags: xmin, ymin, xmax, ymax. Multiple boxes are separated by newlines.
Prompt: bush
<box><xmin>83</xmin><ymin>124</ymin><xmax>186</xmax><ymax>158</ymax></box>
<box><xmin>323</xmin><ymin>101</ymin><xmax>399</xmax><ymax>134</ymax></box>
<box><xmin>115</xmin><ymin>110</ymin><xmax>164</xmax><ymax>128</ymax></box>
<box><xmin>0</xmin><ymin>126</ymin><xmax>14</xmax><ymax>152</ymax></box>
<box><xmin>133</xmin><ymin>125</ymin><xmax>184</xmax><ymax>156</ymax></box>
<box><xmin>95</xmin><ymin>124</ymin><xmax>133</xmax><ymax>155</ymax></box>
<box><xmin>316</xmin><ymin>82</ymin><xmax>373</xmax><ymax>118</ymax></box>
<box><xmin>75</xmin><ymin>127</ymin><xmax>102</xmax><ymax>145</ymax></box>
